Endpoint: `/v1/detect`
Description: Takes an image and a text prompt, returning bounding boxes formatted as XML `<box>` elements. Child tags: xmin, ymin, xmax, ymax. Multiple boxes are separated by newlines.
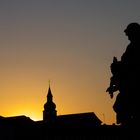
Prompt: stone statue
<box><xmin>106</xmin><ymin>23</ymin><xmax>140</xmax><ymax>125</ymax></box>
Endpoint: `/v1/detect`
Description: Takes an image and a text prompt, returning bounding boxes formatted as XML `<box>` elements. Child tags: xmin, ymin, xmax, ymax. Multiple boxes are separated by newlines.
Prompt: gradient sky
<box><xmin>0</xmin><ymin>0</ymin><xmax>140</xmax><ymax>124</ymax></box>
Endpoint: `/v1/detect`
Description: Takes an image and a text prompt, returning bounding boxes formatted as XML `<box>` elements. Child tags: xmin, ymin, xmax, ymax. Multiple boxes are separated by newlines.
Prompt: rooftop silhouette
<box><xmin>0</xmin><ymin>84</ymin><xmax>137</xmax><ymax>139</ymax></box>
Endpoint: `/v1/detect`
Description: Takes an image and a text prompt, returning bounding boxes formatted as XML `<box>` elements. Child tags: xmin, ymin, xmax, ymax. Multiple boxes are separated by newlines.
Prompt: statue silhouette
<box><xmin>106</xmin><ymin>23</ymin><xmax>140</xmax><ymax>125</ymax></box>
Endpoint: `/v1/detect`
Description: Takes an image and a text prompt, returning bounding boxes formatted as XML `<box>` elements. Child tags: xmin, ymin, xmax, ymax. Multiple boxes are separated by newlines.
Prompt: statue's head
<box><xmin>124</xmin><ymin>23</ymin><xmax>140</xmax><ymax>42</ymax></box>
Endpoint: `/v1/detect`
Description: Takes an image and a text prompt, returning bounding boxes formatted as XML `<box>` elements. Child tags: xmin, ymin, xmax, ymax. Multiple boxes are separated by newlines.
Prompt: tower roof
<box><xmin>44</xmin><ymin>85</ymin><xmax>56</xmax><ymax>110</ymax></box>
<box><xmin>47</xmin><ymin>86</ymin><xmax>53</xmax><ymax>98</ymax></box>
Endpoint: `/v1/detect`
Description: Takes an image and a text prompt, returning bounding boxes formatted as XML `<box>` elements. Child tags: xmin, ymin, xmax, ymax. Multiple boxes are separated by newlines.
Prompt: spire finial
<box><xmin>48</xmin><ymin>80</ymin><xmax>51</xmax><ymax>88</ymax></box>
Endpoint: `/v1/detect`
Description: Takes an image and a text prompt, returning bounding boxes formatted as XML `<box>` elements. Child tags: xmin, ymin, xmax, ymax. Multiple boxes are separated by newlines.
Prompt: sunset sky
<box><xmin>0</xmin><ymin>0</ymin><xmax>140</xmax><ymax>124</ymax></box>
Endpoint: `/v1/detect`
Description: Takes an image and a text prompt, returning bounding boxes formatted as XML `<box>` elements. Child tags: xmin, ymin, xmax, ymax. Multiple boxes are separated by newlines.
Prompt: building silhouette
<box><xmin>43</xmin><ymin>85</ymin><xmax>57</xmax><ymax>122</ymax></box>
<box><xmin>0</xmin><ymin>86</ymin><xmax>137</xmax><ymax>139</ymax></box>
<box><xmin>42</xmin><ymin>85</ymin><xmax>101</xmax><ymax>126</ymax></box>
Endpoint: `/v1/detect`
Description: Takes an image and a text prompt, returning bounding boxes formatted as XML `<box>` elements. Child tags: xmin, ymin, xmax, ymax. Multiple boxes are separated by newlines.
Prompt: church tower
<box><xmin>43</xmin><ymin>85</ymin><xmax>57</xmax><ymax>122</ymax></box>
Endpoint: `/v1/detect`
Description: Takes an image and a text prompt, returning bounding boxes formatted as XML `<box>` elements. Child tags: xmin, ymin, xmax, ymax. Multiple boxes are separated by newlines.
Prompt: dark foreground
<box><xmin>0</xmin><ymin>122</ymin><xmax>138</xmax><ymax>140</ymax></box>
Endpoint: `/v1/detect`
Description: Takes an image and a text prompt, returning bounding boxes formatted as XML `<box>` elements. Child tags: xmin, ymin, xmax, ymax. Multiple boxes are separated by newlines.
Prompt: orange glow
<box><xmin>0</xmin><ymin>72</ymin><xmax>116</xmax><ymax>124</ymax></box>
<box><xmin>3</xmin><ymin>109</ymin><xmax>41</xmax><ymax>121</ymax></box>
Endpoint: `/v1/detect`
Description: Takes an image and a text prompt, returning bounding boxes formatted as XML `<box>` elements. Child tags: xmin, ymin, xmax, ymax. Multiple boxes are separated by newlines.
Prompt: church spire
<box><xmin>47</xmin><ymin>85</ymin><xmax>53</xmax><ymax>102</ymax></box>
<box><xmin>43</xmin><ymin>84</ymin><xmax>57</xmax><ymax>122</ymax></box>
